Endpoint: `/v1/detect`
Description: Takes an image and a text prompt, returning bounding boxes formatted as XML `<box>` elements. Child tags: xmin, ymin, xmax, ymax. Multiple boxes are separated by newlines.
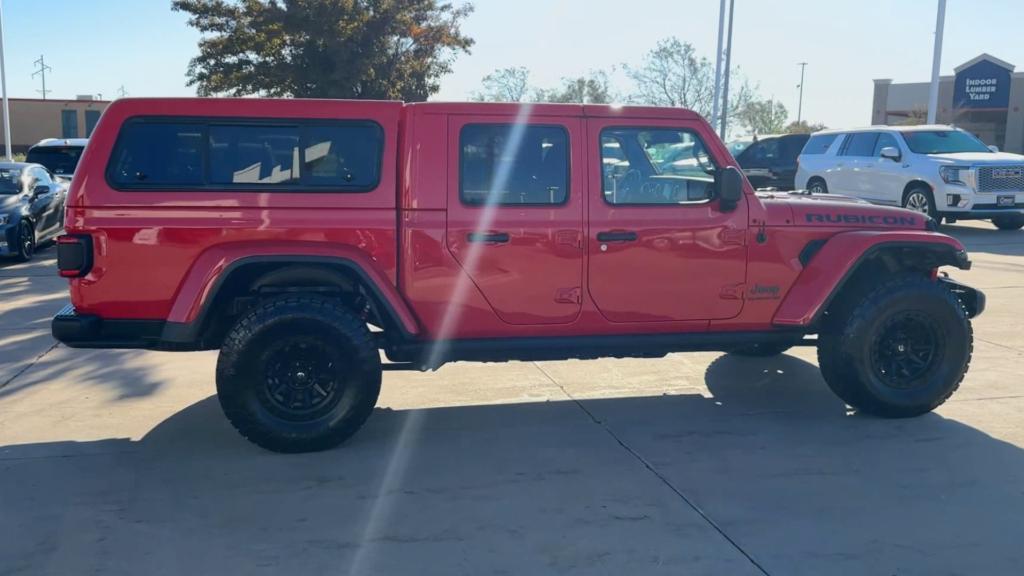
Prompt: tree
<box><xmin>172</xmin><ymin>0</ymin><xmax>474</xmax><ymax>101</ymax></box>
<box><xmin>624</xmin><ymin>37</ymin><xmax>752</xmax><ymax>122</ymax></box>
<box><xmin>537</xmin><ymin>71</ymin><xmax>613</xmax><ymax>104</ymax></box>
<box><xmin>736</xmin><ymin>98</ymin><xmax>788</xmax><ymax>135</ymax></box>
<box><xmin>472</xmin><ymin>67</ymin><xmax>531</xmax><ymax>102</ymax></box>
<box><xmin>784</xmin><ymin>120</ymin><xmax>828</xmax><ymax>134</ymax></box>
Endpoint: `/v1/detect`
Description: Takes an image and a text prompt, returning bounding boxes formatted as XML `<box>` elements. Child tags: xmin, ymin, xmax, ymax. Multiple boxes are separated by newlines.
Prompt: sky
<box><xmin>2</xmin><ymin>0</ymin><xmax>1024</xmax><ymax>130</ymax></box>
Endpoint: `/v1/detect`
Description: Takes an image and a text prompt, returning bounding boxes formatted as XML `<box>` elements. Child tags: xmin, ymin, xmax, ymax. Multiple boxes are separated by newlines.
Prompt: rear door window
<box><xmin>840</xmin><ymin>132</ymin><xmax>879</xmax><ymax>157</ymax></box>
<box><xmin>459</xmin><ymin>124</ymin><xmax>569</xmax><ymax>205</ymax></box>
<box><xmin>801</xmin><ymin>133</ymin><xmax>838</xmax><ymax>155</ymax></box>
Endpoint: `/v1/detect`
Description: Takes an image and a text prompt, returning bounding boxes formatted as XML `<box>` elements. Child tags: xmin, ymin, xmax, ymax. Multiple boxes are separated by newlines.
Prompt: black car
<box><xmin>734</xmin><ymin>133</ymin><xmax>810</xmax><ymax>191</ymax></box>
<box><xmin>0</xmin><ymin>162</ymin><xmax>66</xmax><ymax>262</ymax></box>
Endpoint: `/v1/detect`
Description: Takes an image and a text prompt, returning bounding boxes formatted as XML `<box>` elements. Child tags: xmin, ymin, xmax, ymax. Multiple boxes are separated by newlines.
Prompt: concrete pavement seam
<box><xmin>531</xmin><ymin>362</ymin><xmax>772</xmax><ymax>576</ymax></box>
<box><xmin>976</xmin><ymin>337</ymin><xmax>1024</xmax><ymax>354</ymax></box>
<box><xmin>0</xmin><ymin>341</ymin><xmax>59</xmax><ymax>391</ymax></box>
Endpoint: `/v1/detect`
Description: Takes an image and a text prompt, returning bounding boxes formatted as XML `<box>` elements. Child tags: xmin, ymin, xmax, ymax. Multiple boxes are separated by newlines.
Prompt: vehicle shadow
<box><xmin>941</xmin><ymin>223</ymin><xmax>1024</xmax><ymax>257</ymax></box>
<box><xmin>1</xmin><ymin>353</ymin><xmax>1021</xmax><ymax>575</ymax></box>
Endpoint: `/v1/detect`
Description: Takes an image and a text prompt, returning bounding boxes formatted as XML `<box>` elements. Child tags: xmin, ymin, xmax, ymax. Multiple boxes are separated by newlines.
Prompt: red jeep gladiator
<box><xmin>52</xmin><ymin>98</ymin><xmax>985</xmax><ymax>452</ymax></box>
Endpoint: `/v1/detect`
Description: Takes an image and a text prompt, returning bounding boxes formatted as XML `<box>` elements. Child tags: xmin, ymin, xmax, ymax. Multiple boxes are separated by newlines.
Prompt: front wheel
<box><xmin>818</xmin><ymin>276</ymin><xmax>972</xmax><ymax>417</ymax></box>
<box><xmin>992</xmin><ymin>215</ymin><xmax>1024</xmax><ymax>231</ymax></box>
<box><xmin>806</xmin><ymin>178</ymin><xmax>827</xmax><ymax>195</ymax></box>
<box><xmin>216</xmin><ymin>295</ymin><xmax>382</xmax><ymax>453</ymax></box>
<box><xmin>14</xmin><ymin>220</ymin><xmax>35</xmax><ymax>262</ymax></box>
<box><xmin>903</xmin><ymin>186</ymin><xmax>938</xmax><ymax>220</ymax></box>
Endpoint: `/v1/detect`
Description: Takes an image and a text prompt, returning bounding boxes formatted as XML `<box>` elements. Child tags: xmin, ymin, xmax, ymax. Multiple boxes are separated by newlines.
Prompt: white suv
<box><xmin>796</xmin><ymin>125</ymin><xmax>1024</xmax><ymax>230</ymax></box>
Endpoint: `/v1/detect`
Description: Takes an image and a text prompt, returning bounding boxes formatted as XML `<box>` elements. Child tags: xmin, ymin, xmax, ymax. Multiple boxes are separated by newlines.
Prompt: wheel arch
<box><xmin>773</xmin><ymin>232</ymin><xmax>973</xmax><ymax>329</ymax></box>
<box><xmin>162</xmin><ymin>251</ymin><xmax>421</xmax><ymax>347</ymax></box>
<box><xmin>901</xmin><ymin>179</ymin><xmax>933</xmax><ymax>204</ymax></box>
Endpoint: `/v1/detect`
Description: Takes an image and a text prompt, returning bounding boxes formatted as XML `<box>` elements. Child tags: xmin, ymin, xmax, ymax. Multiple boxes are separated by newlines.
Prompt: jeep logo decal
<box><xmin>747</xmin><ymin>284</ymin><xmax>781</xmax><ymax>300</ymax></box>
<box><xmin>804</xmin><ymin>213</ymin><xmax>917</xmax><ymax>226</ymax></box>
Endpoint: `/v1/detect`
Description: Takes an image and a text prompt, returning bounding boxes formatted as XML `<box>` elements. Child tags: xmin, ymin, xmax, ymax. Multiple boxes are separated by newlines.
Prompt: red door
<box><xmin>446</xmin><ymin>115</ymin><xmax>584</xmax><ymax>325</ymax></box>
<box><xmin>586</xmin><ymin>119</ymin><xmax>748</xmax><ymax>323</ymax></box>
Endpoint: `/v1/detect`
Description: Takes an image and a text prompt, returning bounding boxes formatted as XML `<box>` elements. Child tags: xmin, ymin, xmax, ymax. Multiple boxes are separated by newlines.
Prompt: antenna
<box><xmin>32</xmin><ymin>54</ymin><xmax>51</xmax><ymax>99</ymax></box>
<box><xmin>117</xmin><ymin>85</ymin><xmax>128</xmax><ymax>98</ymax></box>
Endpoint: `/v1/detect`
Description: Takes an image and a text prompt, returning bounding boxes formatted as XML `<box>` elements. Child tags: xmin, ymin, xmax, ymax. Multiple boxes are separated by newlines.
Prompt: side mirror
<box><xmin>32</xmin><ymin>185</ymin><xmax>49</xmax><ymax>198</ymax></box>
<box><xmin>988</xmin><ymin>145</ymin><xmax>1000</xmax><ymax>153</ymax></box>
<box><xmin>880</xmin><ymin>146</ymin><xmax>901</xmax><ymax>162</ymax></box>
<box><xmin>719</xmin><ymin>166</ymin><xmax>744</xmax><ymax>212</ymax></box>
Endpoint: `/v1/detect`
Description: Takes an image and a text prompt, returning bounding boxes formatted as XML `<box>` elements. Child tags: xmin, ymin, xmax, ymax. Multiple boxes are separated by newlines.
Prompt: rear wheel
<box><xmin>992</xmin><ymin>215</ymin><xmax>1024</xmax><ymax>231</ymax></box>
<box><xmin>14</xmin><ymin>220</ymin><xmax>35</xmax><ymax>262</ymax></box>
<box><xmin>216</xmin><ymin>295</ymin><xmax>382</xmax><ymax>453</ymax></box>
<box><xmin>903</xmin><ymin>186</ymin><xmax>937</xmax><ymax>220</ymax></box>
<box><xmin>806</xmin><ymin>178</ymin><xmax>827</xmax><ymax>195</ymax></box>
<box><xmin>818</xmin><ymin>276</ymin><xmax>971</xmax><ymax>417</ymax></box>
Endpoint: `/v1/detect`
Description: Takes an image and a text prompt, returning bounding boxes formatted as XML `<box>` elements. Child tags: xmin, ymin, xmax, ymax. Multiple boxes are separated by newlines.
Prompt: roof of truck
<box><xmin>104</xmin><ymin>97</ymin><xmax>704</xmax><ymax>122</ymax></box>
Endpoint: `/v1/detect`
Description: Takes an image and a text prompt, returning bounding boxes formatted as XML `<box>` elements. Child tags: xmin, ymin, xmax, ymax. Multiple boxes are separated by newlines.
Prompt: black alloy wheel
<box><xmin>869</xmin><ymin>312</ymin><xmax>941</xmax><ymax>390</ymax></box>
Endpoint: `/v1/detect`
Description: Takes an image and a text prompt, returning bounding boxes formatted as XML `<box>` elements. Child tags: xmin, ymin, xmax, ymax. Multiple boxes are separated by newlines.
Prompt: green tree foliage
<box><xmin>172</xmin><ymin>0</ymin><xmax>474</xmax><ymax>101</ymax></box>
<box><xmin>472</xmin><ymin>66</ymin><xmax>531</xmax><ymax>102</ymax></box>
<box><xmin>537</xmin><ymin>71</ymin><xmax>613</xmax><ymax>104</ymax></box>
<box><xmin>784</xmin><ymin>120</ymin><xmax>828</xmax><ymax>134</ymax></box>
<box><xmin>736</xmin><ymin>99</ymin><xmax>789</xmax><ymax>135</ymax></box>
<box><xmin>624</xmin><ymin>37</ymin><xmax>752</xmax><ymax>121</ymax></box>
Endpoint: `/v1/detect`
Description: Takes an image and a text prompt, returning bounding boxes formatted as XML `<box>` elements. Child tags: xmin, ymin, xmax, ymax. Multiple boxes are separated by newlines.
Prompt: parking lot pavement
<box><xmin>1</xmin><ymin>223</ymin><xmax>1023</xmax><ymax>575</ymax></box>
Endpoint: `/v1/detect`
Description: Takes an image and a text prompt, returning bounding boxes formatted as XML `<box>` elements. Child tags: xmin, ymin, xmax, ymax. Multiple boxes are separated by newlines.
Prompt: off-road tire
<box><xmin>806</xmin><ymin>178</ymin><xmax>828</xmax><ymax>195</ymax></box>
<box><xmin>216</xmin><ymin>295</ymin><xmax>382</xmax><ymax>453</ymax></box>
<box><xmin>14</xmin><ymin>220</ymin><xmax>34</xmax><ymax>262</ymax></box>
<box><xmin>992</xmin><ymin>215</ymin><xmax>1024</xmax><ymax>231</ymax></box>
<box><xmin>903</xmin><ymin>186</ymin><xmax>938</xmax><ymax>221</ymax></box>
<box><xmin>818</xmin><ymin>276</ymin><xmax>972</xmax><ymax>417</ymax></box>
<box><xmin>729</xmin><ymin>343</ymin><xmax>793</xmax><ymax>357</ymax></box>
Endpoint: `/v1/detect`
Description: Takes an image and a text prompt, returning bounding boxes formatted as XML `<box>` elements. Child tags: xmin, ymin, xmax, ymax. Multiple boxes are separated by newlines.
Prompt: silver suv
<box><xmin>795</xmin><ymin>125</ymin><xmax>1024</xmax><ymax>230</ymax></box>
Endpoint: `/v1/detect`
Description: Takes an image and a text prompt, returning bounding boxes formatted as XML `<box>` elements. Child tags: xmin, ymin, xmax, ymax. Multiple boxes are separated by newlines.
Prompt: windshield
<box><xmin>0</xmin><ymin>168</ymin><xmax>22</xmax><ymax>194</ymax></box>
<box><xmin>902</xmin><ymin>130</ymin><xmax>992</xmax><ymax>155</ymax></box>
<box><xmin>26</xmin><ymin>146</ymin><xmax>84</xmax><ymax>177</ymax></box>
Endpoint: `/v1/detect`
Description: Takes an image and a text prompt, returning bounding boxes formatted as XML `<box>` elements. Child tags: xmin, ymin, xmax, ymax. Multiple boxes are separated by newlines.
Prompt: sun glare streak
<box><xmin>425</xmin><ymin>103</ymin><xmax>535</xmax><ymax>368</ymax></box>
<box><xmin>346</xmin><ymin>409</ymin><xmax>426</xmax><ymax>576</ymax></box>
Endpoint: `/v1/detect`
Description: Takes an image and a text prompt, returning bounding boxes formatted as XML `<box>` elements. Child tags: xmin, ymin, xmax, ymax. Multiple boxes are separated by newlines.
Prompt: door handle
<box><xmin>467</xmin><ymin>232</ymin><xmax>510</xmax><ymax>244</ymax></box>
<box><xmin>596</xmin><ymin>231</ymin><xmax>638</xmax><ymax>242</ymax></box>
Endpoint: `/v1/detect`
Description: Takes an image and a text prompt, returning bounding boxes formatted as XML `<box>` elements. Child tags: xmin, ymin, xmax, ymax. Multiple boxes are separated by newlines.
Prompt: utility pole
<box><xmin>718</xmin><ymin>0</ymin><xmax>735</xmax><ymax>138</ymax></box>
<box><xmin>711</xmin><ymin>0</ymin><xmax>726</xmax><ymax>127</ymax></box>
<box><xmin>32</xmin><ymin>55</ymin><xmax>51</xmax><ymax>100</ymax></box>
<box><xmin>797</xmin><ymin>62</ymin><xmax>808</xmax><ymax>123</ymax></box>
<box><xmin>0</xmin><ymin>0</ymin><xmax>11</xmax><ymax>160</ymax></box>
<box><xmin>927</xmin><ymin>0</ymin><xmax>946</xmax><ymax>124</ymax></box>
<box><xmin>117</xmin><ymin>85</ymin><xmax>128</xmax><ymax>99</ymax></box>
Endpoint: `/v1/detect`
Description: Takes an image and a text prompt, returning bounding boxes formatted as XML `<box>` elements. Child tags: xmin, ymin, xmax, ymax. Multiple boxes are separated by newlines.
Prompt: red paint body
<box><xmin>62</xmin><ymin>98</ymin><xmax>968</xmax><ymax>342</ymax></box>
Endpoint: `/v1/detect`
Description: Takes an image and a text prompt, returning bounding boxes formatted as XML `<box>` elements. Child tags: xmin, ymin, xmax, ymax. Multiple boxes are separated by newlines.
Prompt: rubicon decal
<box><xmin>805</xmin><ymin>213</ymin><xmax>917</xmax><ymax>226</ymax></box>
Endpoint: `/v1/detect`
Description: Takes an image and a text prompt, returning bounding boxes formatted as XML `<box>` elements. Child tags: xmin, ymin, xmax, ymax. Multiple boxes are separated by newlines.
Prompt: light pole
<box><xmin>0</xmin><ymin>0</ymin><xmax>11</xmax><ymax>161</ymax></box>
<box><xmin>711</xmin><ymin>0</ymin><xmax>726</xmax><ymax>127</ymax></box>
<box><xmin>718</xmin><ymin>0</ymin><xmax>735</xmax><ymax>138</ymax></box>
<box><xmin>927</xmin><ymin>0</ymin><xmax>946</xmax><ymax>124</ymax></box>
<box><xmin>797</xmin><ymin>62</ymin><xmax>808</xmax><ymax>124</ymax></box>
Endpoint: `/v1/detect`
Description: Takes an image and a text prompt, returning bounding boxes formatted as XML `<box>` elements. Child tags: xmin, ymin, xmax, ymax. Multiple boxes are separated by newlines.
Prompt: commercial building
<box><xmin>872</xmin><ymin>54</ymin><xmax>1024</xmax><ymax>153</ymax></box>
<box><xmin>0</xmin><ymin>96</ymin><xmax>111</xmax><ymax>156</ymax></box>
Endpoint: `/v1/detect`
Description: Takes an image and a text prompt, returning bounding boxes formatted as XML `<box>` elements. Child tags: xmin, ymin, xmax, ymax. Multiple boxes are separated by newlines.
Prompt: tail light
<box><xmin>56</xmin><ymin>235</ymin><xmax>93</xmax><ymax>278</ymax></box>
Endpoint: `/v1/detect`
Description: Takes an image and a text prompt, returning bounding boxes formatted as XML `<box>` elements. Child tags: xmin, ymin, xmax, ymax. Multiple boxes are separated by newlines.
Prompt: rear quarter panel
<box><xmin>65</xmin><ymin>98</ymin><xmax>403</xmax><ymax>321</ymax></box>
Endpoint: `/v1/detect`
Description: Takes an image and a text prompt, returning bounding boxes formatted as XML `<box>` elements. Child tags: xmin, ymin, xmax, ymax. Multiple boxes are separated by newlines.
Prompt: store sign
<box><xmin>954</xmin><ymin>58</ymin><xmax>1011</xmax><ymax>109</ymax></box>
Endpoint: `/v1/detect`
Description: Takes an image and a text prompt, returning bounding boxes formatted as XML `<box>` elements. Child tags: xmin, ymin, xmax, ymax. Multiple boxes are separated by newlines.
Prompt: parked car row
<box><xmin>730</xmin><ymin>125</ymin><xmax>1024</xmax><ymax>231</ymax></box>
<box><xmin>0</xmin><ymin>139</ymin><xmax>86</xmax><ymax>262</ymax></box>
<box><xmin>795</xmin><ymin>126</ymin><xmax>1024</xmax><ymax>230</ymax></box>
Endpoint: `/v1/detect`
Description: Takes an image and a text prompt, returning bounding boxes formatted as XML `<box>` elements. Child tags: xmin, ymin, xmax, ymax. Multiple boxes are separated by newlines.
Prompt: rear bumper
<box><xmin>52</xmin><ymin>304</ymin><xmax>169</xmax><ymax>349</ymax></box>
